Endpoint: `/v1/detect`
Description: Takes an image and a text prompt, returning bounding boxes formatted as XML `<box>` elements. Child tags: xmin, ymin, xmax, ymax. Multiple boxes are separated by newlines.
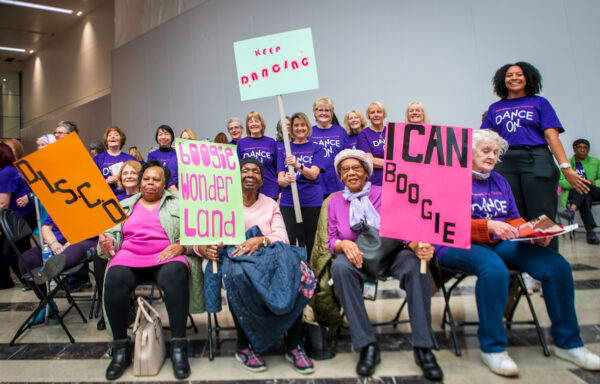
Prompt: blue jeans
<box><xmin>440</xmin><ymin>241</ymin><xmax>582</xmax><ymax>353</ymax></box>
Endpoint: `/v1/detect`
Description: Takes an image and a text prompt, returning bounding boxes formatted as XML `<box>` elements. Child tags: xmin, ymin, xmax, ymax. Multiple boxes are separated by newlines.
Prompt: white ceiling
<box><xmin>0</xmin><ymin>0</ymin><xmax>104</xmax><ymax>66</ymax></box>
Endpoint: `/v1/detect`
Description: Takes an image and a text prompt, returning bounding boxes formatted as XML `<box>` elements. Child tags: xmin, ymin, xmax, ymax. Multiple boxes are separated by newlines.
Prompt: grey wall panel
<box><xmin>112</xmin><ymin>0</ymin><xmax>600</xmax><ymax>158</ymax></box>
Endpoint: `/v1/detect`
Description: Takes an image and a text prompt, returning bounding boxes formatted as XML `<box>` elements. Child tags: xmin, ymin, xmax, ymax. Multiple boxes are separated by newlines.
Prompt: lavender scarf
<box><xmin>342</xmin><ymin>181</ymin><xmax>381</xmax><ymax>230</ymax></box>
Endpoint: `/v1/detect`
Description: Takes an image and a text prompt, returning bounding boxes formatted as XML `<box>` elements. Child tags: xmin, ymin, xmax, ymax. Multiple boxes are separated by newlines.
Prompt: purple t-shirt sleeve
<box><xmin>0</xmin><ymin>166</ymin><xmax>34</xmax><ymax>216</ymax></box>
<box><xmin>539</xmin><ymin>97</ymin><xmax>563</xmax><ymax>132</ymax></box>
<box><xmin>166</xmin><ymin>156</ymin><xmax>178</xmax><ymax>187</ymax></box>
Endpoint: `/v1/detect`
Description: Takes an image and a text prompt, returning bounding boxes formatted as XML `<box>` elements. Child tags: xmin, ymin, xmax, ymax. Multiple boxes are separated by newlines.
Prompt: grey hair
<box><xmin>473</xmin><ymin>129</ymin><xmax>509</xmax><ymax>161</ymax></box>
<box><xmin>89</xmin><ymin>139</ymin><xmax>106</xmax><ymax>154</ymax></box>
<box><xmin>227</xmin><ymin>117</ymin><xmax>243</xmax><ymax>129</ymax></box>
<box><xmin>57</xmin><ymin>120</ymin><xmax>78</xmax><ymax>134</ymax></box>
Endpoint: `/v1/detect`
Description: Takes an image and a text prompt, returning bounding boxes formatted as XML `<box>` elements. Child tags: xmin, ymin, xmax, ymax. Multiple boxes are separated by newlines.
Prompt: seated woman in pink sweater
<box><xmin>195</xmin><ymin>157</ymin><xmax>314</xmax><ymax>374</ymax></box>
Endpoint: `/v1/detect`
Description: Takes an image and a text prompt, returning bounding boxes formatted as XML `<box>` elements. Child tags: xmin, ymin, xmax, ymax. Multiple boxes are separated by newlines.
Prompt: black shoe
<box><xmin>414</xmin><ymin>347</ymin><xmax>443</xmax><ymax>381</ymax></box>
<box><xmin>170</xmin><ymin>337</ymin><xmax>190</xmax><ymax>379</ymax></box>
<box><xmin>106</xmin><ymin>338</ymin><xmax>131</xmax><ymax>380</ymax></box>
<box><xmin>356</xmin><ymin>342</ymin><xmax>380</xmax><ymax>377</ymax></box>
<box><xmin>97</xmin><ymin>316</ymin><xmax>106</xmax><ymax>331</ymax></box>
<box><xmin>34</xmin><ymin>253</ymin><xmax>66</xmax><ymax>285</ymax></box>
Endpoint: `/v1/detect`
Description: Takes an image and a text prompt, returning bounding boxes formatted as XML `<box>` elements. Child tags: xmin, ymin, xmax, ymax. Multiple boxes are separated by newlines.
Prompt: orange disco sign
<box><xmin>14</xmin><ymin>133</ymin><xmax>128</xmax><ymax>244</ymax></box>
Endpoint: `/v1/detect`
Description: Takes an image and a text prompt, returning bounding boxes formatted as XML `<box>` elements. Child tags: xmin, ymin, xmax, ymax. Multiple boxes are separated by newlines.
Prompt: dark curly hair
<box><xmin>492</xmin><ymin>61</ymin><xmax>542</xmax><ymax>99</ymax></box>
<box><xmin>138</xmin><ymin>159</ymin><xmax>171</xmax><ymax>187</ymax></box>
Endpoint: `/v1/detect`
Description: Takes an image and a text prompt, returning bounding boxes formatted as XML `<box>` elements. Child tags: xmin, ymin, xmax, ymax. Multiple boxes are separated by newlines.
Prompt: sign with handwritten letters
<box><xmin>380</xmin><ymin>123</ymin><xmax>472</xmax><ymax>249</ymax></box>
<box><xmin>233</xmin><ymin>28</ymin><xmax>319</xmax><ymax>101</ymax></box>
<box><xmin>176</xmin><ymin>139</ymin><xmax>245</xmax><ymax>245</ymax></box>
<box><xmin>14</xmin><ymin>133</ymin><xmax>127</xmax><ymax>244</ymax></box>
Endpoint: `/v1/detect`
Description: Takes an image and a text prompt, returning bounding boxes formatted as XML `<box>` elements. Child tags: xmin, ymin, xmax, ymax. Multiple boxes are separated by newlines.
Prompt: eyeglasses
<box><xmin>574</xmin><ymin>145</ymin><xmax>589</xmax><ymax>150</ymax></box>
<box><xmin>340</xmin><ymin>165</ymin><xmax>363</xmax><ymax>174</ymax></box>
<box><xmin>315</xmin><ymin>108</ymin><xmax>331</xmax><ymax>113</ymax></box>
<box><xmin>54</xmin><ymin>130</ymin><xmax>67</xmax><ymax>136</ymax></box>
<box><xmin>228</xmin><ymin>125</ymin><xmax>241</xmax><ymax>131</ymax></box>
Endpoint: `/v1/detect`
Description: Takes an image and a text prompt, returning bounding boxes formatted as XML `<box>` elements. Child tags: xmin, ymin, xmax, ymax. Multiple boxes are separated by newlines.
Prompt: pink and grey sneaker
<box><xmin>285</xmin><ymin>346</ymin><xmax>315</xmax><ymax>374</ymax></box>
<box><xmin>235</xmin><ymin>346</ymin><xmax>267</xmax><ymax>372</ymax></box>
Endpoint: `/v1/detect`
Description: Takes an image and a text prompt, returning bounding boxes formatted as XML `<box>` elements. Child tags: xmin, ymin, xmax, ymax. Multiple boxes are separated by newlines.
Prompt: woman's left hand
<box><xmin>532</xmin><ymin>236</ymin><xmax>552</xmax><ymax>247</ymax></box>
<box><xmin>563</xmin><ymin>168</ymin><xmax>592</xmax><ymax>194</ymax></box>
<box><xmin>408</xmin><ymin>241</ymin><xmax>434</xmax><ymax>261</ymax></box>
<box><xmin>232</xmin><ymin>237</ymin><xmax>264</xmax><ymax>256</ymax></box>
<box><xmin>15</xmin><ymin>194</ymin><xmax>29</xmax><ymax>208</ymax></box>
<box><xmin>158</xmin><ymin>244</ymin><xmax>185</xmax><ymax>261</ymax></box>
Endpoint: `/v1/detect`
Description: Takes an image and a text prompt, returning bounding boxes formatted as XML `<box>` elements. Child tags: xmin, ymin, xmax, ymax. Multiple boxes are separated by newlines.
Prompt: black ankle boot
<box><xmin>106</xmin><ymin>338</ymin><xmax>131</xmax><ymax>380</ymax></box>
<box><xmin>414</xmin><ymin>347</ymin><xmax>443</xmax><ymax>381</ymax></box>
<box><xmin>170</xmin><ymin>337</ymin><xmax>190</xmax><ymax>379</ymax></box>
<box><xmin>356</xmin><ymin>342</ymin><xmax>380</xmax><ymax>377</ymax></box>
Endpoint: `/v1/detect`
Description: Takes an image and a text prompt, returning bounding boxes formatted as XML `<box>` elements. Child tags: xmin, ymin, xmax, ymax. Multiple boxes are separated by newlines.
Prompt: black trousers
<box><xmin>495</xmin><ymin>146</ymin><xmax>560</xmax><ymax>250</ymax></box>
<box><xmin>568</xmin><ymin>184</ymin><xmax>600</xmax><ymax>228</ymax></box>
<box><xmin>104</xmin><ymin>262</ymin><xmax>189</xmax><ymax>339</ymax></box>
<box><xmin>280</xmin><ymin>206</ymin><xmax>320</xmax><ymax>262</ymax></box>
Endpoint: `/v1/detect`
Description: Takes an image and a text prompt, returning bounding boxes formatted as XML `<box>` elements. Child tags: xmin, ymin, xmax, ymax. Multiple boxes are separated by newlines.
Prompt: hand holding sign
<box><xmin>98</xmin><ymin>233</ymin><xmax>115</xmax><ymax>257</ymax></box>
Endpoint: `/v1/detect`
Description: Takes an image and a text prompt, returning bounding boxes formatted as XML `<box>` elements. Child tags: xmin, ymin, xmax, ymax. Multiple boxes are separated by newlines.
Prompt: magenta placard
<box><xmin>380</xmin><ymin>123</ymin><xmax>472</xmax><ymax>249</ymax></box>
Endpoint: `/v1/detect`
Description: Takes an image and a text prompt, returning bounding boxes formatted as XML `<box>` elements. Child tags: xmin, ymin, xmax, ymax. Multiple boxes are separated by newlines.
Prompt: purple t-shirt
<box><xmin>165</xmin><ymin>156</ymin><xmax>178</xmax><ymax>188</ymax></box>
<box><xmin>0</xmin><ymin>165</ymin><xmax>34</xmax><ymax>216</ymax></box>
<box><xmin>481</xmin><ymin>95</ymin><xmax>563</xmax><ymax>146</ymax></box>
<box><xmin>276</xmin><ymin>141</ymin><xmax>326</xmax><ymax>207</ymax></box>
<box><xmin>147</xmin><ymin>147</ymin><xmax>176</xmax><ymax>167</ymax></box>
<box><xmin>357</xmin><ymin>127</ymin><xmax>386</xmax><ymax>186</ymax></box>
<box><xmin>309</xmin><ymin>125</ymin><xmax>348</xmax><ymax>194</ymax></box>
<box><xmin>575</xmin><ymin>162</ymin><xmax>587</xmax><ymax>179</ymax></box>
<box><xmin>327</xmin><ymin>186</ymin><xmax>382</xmax><ymax>254</ymax></box>
<box><xmin>237</xmin><ymin>136</ymin><xmax>279</xmax><ymax>199</ymax></box>
<box><xmin>347</xmin><ymin>134</ymin><xmax>359</xmax><ymax>150</ymax></box>
<box><xmin>43</xmin><ymin>216</ymin><xmax>65</xmax><ymax>243</ymax></box>
<box><xmin>93</xmin><ymin>151</ymin><xmax>137</xmax><ymax>194</ymax></box>
<box><xmin>436</xmin><ymin>171</ymin><xmax>520</xmax><ymax>259</ymax></box>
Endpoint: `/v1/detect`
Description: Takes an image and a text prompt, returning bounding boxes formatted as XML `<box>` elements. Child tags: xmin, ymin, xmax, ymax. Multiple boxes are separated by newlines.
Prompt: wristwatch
<box><xmin>559</xmin><ymin>162</ymin><xmax>571</xmax><ymax>170</ymax></box>
<box><xmin>262</xmin><ymin>237</ymin><xmax>268</xmax><ymax>247</ymax></box>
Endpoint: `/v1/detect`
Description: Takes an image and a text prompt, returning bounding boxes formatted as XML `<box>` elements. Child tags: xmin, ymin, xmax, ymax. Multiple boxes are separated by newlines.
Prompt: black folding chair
<box><xmin>0</xmin><ymin>209</ymin><xmax>88</xmax><ymax>345</ymax></box>
<box><xmin>432</xmin><ymin>260</ymin><xmax>550</xmax><ymax>357</ymax></box>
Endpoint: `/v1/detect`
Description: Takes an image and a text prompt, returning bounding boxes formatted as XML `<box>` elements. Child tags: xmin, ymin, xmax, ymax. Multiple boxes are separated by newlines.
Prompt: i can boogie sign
<box><xmin>380</xmin><ymin>123</ymin><xmax>472</xmax><ymax>249</ymax></box>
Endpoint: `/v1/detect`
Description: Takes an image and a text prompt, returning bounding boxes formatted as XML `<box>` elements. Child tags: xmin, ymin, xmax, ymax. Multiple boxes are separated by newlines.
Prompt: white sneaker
<box><xmin>480</xmin><ymin>351</ymin><xmax>519</xmax><ymax>376</ymax></box>
<box><xmin>554</xmin><ymin>346</ymin><xmax>600</xmax><ymax>370</ymax></box>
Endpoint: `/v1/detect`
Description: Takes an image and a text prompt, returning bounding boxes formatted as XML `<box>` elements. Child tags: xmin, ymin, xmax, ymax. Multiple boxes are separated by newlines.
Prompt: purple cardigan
<box><xmin>327</xmin><ymin>185</ymin><xmax>382</xmax><ymax>254</ymax></box>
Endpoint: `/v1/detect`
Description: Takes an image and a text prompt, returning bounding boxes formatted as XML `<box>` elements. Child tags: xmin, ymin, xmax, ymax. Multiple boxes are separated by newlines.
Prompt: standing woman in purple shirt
<box><xmin>309</xmin><ymin>97</ymin><xmax>348</xmax><ymax>196</ymax></box>
<box><xmin>357</xmin><ymin>101</ymin><xmax>387</xmax><ymax>186</ymax></box>
<box><xmin>236</xmin><ymin>112</ymin><xmax>279</xmax><ymax>199</ymax></box>
<box><xmin>147</xmin><ymin>124</ymin><xmax>176</xmax><ymax>166</ymax></box>
<box><xmin>93</xmin><ymin>126</ymin><xmax>136</xmax><ymax>197</ymax></box>
<box><xmin>0</xmin><ymin>143</ymin><xmax>35</xmax><ymax>289</ymax></box>
<box><xmin>343</xmin><ymin>110</ymin><xmax>367</xmax><ymax>150</ymax></box>
<box><xmin>278</xmin><ymin>112</ymin><xmax>326</xmax><ymax>259</ymax></box>
<box><xmin>481</xmin><ymin>62</ymin><xmax>589</xmax><ymax>249</ymax></box>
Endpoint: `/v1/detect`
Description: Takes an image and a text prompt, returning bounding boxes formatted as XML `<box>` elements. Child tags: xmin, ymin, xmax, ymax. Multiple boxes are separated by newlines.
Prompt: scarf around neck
<box><xmin>342</xmin><ymin>181</ymin><xmax>381</xmax><ymax>229</ymax></box>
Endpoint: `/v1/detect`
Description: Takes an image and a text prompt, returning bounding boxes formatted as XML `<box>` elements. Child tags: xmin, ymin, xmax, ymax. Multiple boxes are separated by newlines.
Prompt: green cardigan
<box><xmin>98</xmin><ymin>191</ymin><xmax>205</xmax><ymax>314</ymax></box>
<box><xmin>558</xmin><ymin>155</ymin><xmax>600</xmax><ymax>208</ymax></box>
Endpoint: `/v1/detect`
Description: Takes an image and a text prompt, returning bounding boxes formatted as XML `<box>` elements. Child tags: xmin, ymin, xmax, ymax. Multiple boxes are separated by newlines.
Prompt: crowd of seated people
<box><xmin>1</xmin><ymin>61</ymin><xmax>599</xmax><ymax>381</ymax></box>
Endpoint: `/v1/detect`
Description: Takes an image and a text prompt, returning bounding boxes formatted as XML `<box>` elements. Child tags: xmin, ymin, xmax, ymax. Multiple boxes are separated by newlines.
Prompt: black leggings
<box><xmin>104</xmin><ymin>262</ymin><xmax>189</xmax><ymax>339</ymax></box>
<box><xmin>230</xmin><ymin>304</ymin><xmax>303</xmax><ymax>351</ymax></box>
<box><xmin>280</xmin><ymin>206</ymin><xmax>321</xmax><ymax>262</ymax></box>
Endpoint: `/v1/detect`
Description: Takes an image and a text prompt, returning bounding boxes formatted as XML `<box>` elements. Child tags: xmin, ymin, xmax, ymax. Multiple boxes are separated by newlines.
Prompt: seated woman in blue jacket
<box><xmin>438</xmin><ymin>129</ymin><xmax>600</xmax><ymax>376</ymax></box>
<box><xmin>195</xmin><ymin>158</ymin><xmax>315</xmax><ymax>374</ymax></box>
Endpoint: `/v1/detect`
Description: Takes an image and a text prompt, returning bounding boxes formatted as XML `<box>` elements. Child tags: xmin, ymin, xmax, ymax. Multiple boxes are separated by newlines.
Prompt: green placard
<box><xmin>176</xmin><ymin>139</ymin><xmax>245</xmax><ymax>245</ymax></box>
<box><xmin>234</xmin><ymin>28</ymin><xmax>319</xmax><ymax>101</ymax></box>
